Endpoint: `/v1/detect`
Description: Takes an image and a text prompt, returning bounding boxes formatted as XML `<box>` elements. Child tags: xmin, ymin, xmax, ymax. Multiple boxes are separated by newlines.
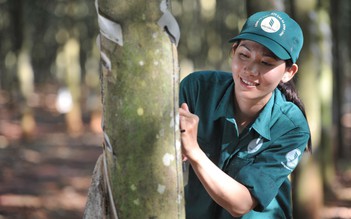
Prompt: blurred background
<box><xmin>0</xmin><ymin>0</ymin><xmax>351</xmax><ymax>218</ymax></box>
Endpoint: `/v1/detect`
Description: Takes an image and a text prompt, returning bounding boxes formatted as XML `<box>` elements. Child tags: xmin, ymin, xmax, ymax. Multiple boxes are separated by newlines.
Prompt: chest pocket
<box><xmin>198</xmin><ymin>136</ymin><xmax>221</xmax><ymax>164</ymax></box>
<box><xmin>225</xmin><ymin>156</ymin><xmax>254</xmax><ymax>179</ymax></box>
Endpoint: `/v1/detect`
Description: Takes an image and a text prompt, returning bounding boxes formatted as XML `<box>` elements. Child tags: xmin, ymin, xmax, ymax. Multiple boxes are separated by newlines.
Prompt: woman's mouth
<box><xmin>240</xmin><ymin>77</ymin><xmax>260</xmax><ymax>87</ymax></box>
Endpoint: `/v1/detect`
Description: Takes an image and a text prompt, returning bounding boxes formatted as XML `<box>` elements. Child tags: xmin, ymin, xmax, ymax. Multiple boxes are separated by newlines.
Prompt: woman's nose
<box><xmin>244</xmin><ymin>63</ymin><xmax>259</xmax><ymax>76</ymax></box>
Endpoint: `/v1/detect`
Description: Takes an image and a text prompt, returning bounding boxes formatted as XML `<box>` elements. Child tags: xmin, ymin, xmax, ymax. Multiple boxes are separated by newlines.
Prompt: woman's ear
<box><xmin>281</xmin><ymin>63</ymin><xmax>298</xmax><ymax>83</ymax></box>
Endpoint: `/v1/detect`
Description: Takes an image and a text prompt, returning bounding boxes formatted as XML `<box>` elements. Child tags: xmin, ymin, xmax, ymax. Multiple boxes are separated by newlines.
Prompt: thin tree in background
<box><xmin>291</xmin><ymin>0</ymin><xmax>331</xmax><ymax>218</ymax></box>
<box><xmin>14</xmin><ymin>0</ymin><xmax>37</xmax><ymax>139</ymax></box>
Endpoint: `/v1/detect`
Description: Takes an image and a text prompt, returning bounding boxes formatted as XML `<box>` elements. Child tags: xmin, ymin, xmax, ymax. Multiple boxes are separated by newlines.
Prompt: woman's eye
<box><xmin>262</xmin><ymin>58</ymin><xmax>277</xmax><ymax>66</ymax></box>
<box><xmin>239</xmin><ymin>53</ymin><xmax>249</xmax><ymax>59</ymax></box>
<box><xmin>262</xmin><ymin>61</ymin><xmax>273</xmax><ymax>66</ymax></box>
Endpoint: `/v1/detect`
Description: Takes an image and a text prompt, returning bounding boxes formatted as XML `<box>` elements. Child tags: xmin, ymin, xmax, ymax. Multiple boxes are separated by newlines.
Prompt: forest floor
<box><xmin>0</xmin><ymin>89</ymin><xmax>103</xmax><ymax>219</ymax></box>
<box><xmin>0</xmin><ymin>131</ymin><xmax>102</xmax><ymax>219</ymax></box>
<box><xmin>0</xmin><ymin>89</ymin><xmax>351</xmax><ymax>219</ymax></box>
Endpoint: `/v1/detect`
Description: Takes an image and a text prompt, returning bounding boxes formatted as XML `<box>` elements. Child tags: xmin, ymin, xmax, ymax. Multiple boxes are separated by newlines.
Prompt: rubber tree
<box><xmin>84</xmin><ymin>0</ymin><xmax>184</xmax><ymax>218</ymax></box>
<box><xmin>291</xmin><ymin>0</ymin><xmax>331</xmax><ymax>218</ymax></box>
<box><xmin>59</xmin><ymin>38</ymin><xmax>84</xmax><ymax>135</ymax></box>
<box><xmin>12</xmin><ymin>0</ymin><xmax>37</xmax><ymax>139</ymax></box>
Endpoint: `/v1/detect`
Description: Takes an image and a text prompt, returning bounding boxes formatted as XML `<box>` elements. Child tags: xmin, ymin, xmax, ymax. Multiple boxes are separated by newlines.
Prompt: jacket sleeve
<box><xmin>179</xmin><ymin>73</ymin><xmax>198</xmax><ymax>112</ymax></box>
<box><xmin>226</xmin><ymin>128</ymin><xmax>309</xmax><ymax>211</ymax></box>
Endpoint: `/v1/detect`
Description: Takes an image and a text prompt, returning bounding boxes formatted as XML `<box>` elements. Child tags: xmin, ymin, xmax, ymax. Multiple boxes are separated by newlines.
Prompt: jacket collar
<box><xmin>213</xmin><ymin>80</ymin><xmax>277</xmax><ymax>141</ymax></box>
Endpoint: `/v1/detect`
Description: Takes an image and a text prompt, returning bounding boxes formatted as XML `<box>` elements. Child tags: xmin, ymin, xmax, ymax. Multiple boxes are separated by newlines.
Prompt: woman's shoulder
<box><xmin>179</xmin><ymin>70</ymin><xmax>234</xmax><ymax>110</ymax></box>
<box><xmin>273</xmin><ymin>89</ymin><xmax>310</xmax><ymax>132</ymax></box>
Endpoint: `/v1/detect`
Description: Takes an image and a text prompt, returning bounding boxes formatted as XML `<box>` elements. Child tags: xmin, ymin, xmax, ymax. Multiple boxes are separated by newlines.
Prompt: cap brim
<box><xmin>229</xmin><ymin>33</ymin><xmax>291</xmax><ymax>61</ymax></box>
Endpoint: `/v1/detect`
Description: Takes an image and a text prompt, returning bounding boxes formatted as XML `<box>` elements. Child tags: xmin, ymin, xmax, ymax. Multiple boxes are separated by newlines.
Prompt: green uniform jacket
<box><xmin>179</xmin><ymin>71</ymin><xmax>310</xmax><ymax>219</ymax></box>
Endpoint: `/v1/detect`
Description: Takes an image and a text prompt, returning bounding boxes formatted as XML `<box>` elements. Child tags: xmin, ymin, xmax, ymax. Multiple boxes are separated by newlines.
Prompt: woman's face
<box><xmin>231</xmin><ymin>40</ymin><xmax>295</xmax><ymax>104</ymax></box>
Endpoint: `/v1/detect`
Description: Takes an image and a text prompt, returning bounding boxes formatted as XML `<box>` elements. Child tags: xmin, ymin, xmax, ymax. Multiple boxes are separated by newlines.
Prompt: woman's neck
<box><xmin>234</xmin><ymin>93</ymin><xmax>271</xmax><ymax>133</ymax></box>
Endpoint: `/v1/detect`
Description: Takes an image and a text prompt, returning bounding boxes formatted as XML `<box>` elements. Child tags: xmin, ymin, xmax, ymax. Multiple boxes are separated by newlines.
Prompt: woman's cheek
<box><xmin>231</xmin><ymin>63</ymin><xmax>241</xmax><ymax>81</ymax></box>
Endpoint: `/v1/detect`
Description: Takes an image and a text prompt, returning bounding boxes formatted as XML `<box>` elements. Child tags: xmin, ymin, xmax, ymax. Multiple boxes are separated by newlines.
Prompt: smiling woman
<box><xmin>231</xmin><ymin>40</ymin><xmax>294</xmax><ymax>108</ymax></box>
<box><xmin>179</xmin><ymin>10</ymin><xmax>311</xmax><ymax>219</ymax></box>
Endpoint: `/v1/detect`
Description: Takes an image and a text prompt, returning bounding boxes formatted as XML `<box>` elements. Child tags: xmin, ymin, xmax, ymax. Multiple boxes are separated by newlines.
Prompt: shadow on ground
<box><xmin>0</xmin><ymin>131</ymin><xmax>102</xmax><ymax>219</ymax></box>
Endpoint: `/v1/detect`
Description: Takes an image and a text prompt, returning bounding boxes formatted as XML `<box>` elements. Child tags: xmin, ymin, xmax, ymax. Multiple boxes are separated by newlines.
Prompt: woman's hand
<box><xmin>179</xmin><ymin>103</ymin><xmax>200</xmax><ymax>160</ymax></box>
<box><xmin>179</xmin><ymin>104</ymin><xmax>256</xmax><ymax>216</ymax></box>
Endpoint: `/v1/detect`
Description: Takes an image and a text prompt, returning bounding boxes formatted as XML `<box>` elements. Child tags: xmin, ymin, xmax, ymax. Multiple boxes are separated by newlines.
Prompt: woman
<box><xmin>179</xmin><ymin>11</ymin><xmax>311</xmax><ymax>219</ymax></box>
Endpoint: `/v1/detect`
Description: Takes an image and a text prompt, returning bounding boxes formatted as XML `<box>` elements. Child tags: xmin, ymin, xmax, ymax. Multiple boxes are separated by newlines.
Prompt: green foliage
<box><xmin>0</xmin><ymin>0</ymin><xmax>99</xmax><ymax>88</ymax></box>
<box><xmin>173</xmin><ymin>0</ymin><xmax>245</xmax><ymax>75</ymax></box>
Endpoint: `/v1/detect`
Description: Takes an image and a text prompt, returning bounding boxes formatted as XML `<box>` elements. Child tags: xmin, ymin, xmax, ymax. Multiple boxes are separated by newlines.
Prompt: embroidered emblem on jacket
<box><xmin>247</xmin><ymin>137</ymin><xmax>263</xmax><ymax>154</ymax></box>
<box><xmin>281</xmin><ymin>149</ymin><xmax>302</xmax><ymax>171</ymax></box>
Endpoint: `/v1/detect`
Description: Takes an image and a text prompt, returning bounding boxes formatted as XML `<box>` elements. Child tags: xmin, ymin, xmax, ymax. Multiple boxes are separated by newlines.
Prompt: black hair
<box><xmin>277</xmin><ymin>60</ymin><xmax>312</xmax><ymax>152</ymax></box>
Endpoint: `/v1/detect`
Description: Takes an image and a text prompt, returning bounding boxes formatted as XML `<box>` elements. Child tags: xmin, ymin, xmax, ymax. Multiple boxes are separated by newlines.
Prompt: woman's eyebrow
<box><xmin>239</xmin><ymin>42</ymin><xmax>280</xmax><ymax>60</ymax></box>
<box><xmin>238</xmin><ymin>43</ymin><xmax>251</xmax><ymax>51</ymax></box>
<box><xmin>263</xmin><ymin>52</ymin><xmax>279</xmax><ymax>60</ymax></box>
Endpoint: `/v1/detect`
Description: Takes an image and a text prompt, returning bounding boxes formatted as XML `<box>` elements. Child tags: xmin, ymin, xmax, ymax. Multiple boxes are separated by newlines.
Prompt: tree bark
<box><xmin>84</xmin><ymin>0</ymin><xmax>184</xmax><ymax>218</ymax></box>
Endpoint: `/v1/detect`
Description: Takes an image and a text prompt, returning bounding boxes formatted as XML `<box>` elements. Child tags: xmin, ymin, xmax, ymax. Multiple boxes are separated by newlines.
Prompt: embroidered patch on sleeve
<box><xmin>281</xmin><ymin>149</ymin><xmax>302</xmax><ymax>171</ymax></box>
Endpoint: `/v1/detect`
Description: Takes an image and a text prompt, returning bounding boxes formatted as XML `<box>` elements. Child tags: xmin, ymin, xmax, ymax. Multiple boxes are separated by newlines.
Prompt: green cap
<box><xmin>229</xmin><ymin>11</ymin><xmax>303</xmax><ymax>63</ymax></box>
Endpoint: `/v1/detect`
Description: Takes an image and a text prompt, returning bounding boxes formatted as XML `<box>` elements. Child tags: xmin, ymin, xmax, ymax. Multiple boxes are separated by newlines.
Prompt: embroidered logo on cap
<box><xmin>261</xmin><ymin>16</ymin><xmax>281</xmax><ymax>33</ymax></box>
<box><xmin>254</xmin><ymin>12</ymin><xmax>287</xmax><ymax>37</ymax></box>
<box><xmin>281</xmin><ymin>148</ymin><xmax>302</xmax><ymax>171</ymax></box>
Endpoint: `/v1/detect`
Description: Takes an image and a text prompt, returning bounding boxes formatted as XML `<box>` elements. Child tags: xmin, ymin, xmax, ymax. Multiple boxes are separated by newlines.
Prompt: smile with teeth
<box><xmin>241</xmin><ymin>77</ymin><xmax>260</xmax><ymax>86</ymax></box>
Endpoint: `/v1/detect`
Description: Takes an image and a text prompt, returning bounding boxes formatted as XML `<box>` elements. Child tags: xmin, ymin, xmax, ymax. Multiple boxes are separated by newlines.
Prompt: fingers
<box><xmin>179</xmin><ymin>104</ymin><xmax>187</xmax><ymax>132</ymax></box>
<box><xmin>179</xmin><ymin>103</ymin><xmax>188</xmax><ymax>115</ymax></box>
<box><xmin>179</xmin><ymin>103</ymin><xmax>199</xmax><ymax>131</ymax></box>
<box><xmin>179</xmin><ymin>103</ymin><xmax>192</xmax><ymax>118</ymax></box>
<box><xmin>178</xmin><ymin>103</ymin><xmax>200</xmax><ymax>159</ymax></box>
<box><xmin>181</xmin><ymin>103</ymin><xmax>189</xmax><ymax>112</ymax></box>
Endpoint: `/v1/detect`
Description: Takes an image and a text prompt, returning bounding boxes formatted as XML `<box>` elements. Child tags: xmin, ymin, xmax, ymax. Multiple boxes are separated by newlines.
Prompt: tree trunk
<box><xmin>63</xmin><ymin>38</ymin><xmax>84</xmax><ymax>135</ymax></box>
<box><xmin>291</xmin><ymin>1</ymin><xmax>325</xmax><ymax>218</ymax></box>
<box><xmin>84</xmin><ymin>0</ymin><xmax>184</xmax><ymax>218</ymax></box>
<box><xmin>331</xmin><ymin>0</ymin><xmax>351</xmax><ymax>161</ymax></box>
<box><xmin>317</xmin><ymin>1</ymin><xmax>335</xmax><ymax>202</ymax></box>
<box><xmin>15</xmin><ymin>0</ymin><xmax>37</xmax><ymax>139</ymax></box>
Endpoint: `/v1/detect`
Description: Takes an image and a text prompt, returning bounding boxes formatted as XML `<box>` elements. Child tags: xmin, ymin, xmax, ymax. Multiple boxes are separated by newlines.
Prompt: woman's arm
<box><xmin>179</xmin><ymin>103</ymin><xmax>257</xmax><ymax>217</ymax></box>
